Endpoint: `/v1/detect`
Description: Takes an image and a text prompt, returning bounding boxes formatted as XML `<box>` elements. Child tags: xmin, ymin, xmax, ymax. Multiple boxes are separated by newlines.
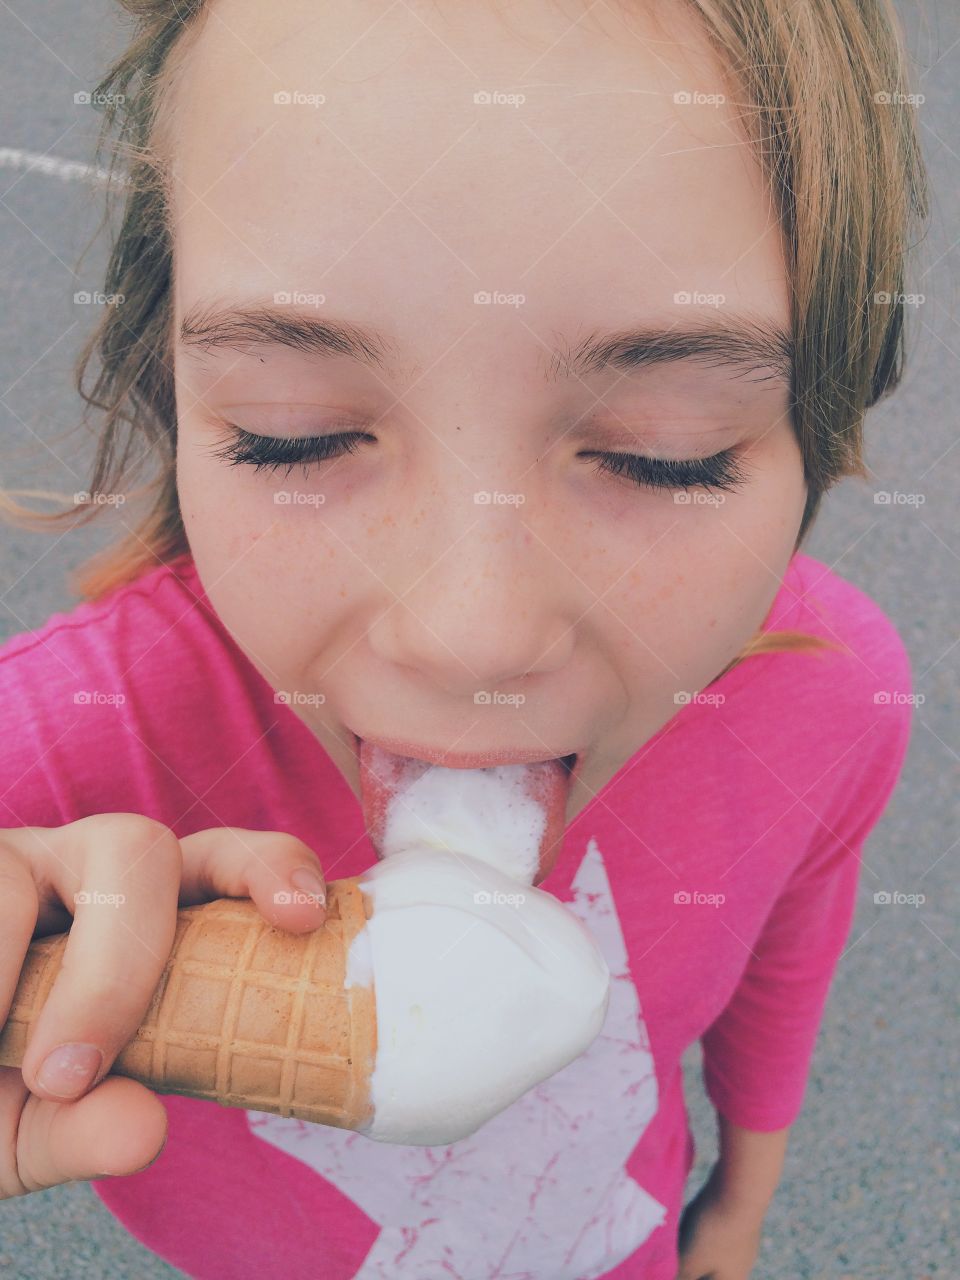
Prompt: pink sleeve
<box><xmin>699</xmin><ymin>693</ymin><xmax>913</xmax><ymax>1132</ymax></box>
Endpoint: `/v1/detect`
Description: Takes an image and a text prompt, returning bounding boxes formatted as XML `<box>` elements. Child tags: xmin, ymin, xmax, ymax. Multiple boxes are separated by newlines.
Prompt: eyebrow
<box><xmin>179</xmin><ymin>299</ymin><xmax>793</xmax><ymax>392</ymax></box>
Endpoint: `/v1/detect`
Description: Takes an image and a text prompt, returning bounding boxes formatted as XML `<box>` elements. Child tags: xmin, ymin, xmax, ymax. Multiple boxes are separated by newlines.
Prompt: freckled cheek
<box><xmin>179</xmin><ymin>472</ymin><xmax>263</xmax><ymax>565</ymax></box>
<box><xmin>175</xmin><ymin>466</ymin><xmax>305</xmax><ymax>654</ymax></box>
<box><xmin>622</xmin><ymin>564</ymin><xmax>705</xmax><ymax>632</ymax></box>
<box><xmin>228</xmin><ymin>518</ymin><xmax>375</xmax><ymax>653</ymax></box>
<box><xmin>617</xmin><ymin>561</ymin><xmax>740</xmax><ymax>678</ymax></box>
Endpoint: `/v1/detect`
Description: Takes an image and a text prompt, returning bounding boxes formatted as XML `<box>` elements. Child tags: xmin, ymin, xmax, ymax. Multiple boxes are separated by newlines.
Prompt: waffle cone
<box><xmin>0</xmin><ymin>877</ymin><xmax>377</xmax><ymax>1131</ymax></box>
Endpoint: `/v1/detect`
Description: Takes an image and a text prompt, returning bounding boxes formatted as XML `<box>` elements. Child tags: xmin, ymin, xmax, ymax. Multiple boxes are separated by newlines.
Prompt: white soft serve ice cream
<box><xmin>345</xmin><ymin>847</ymin><xmax>610</xmax><ymax>1145</ymax></box>
<box><xmin>345</xmin><ymin>756</ymin><xmax>612</xmax><ymax>1146</ymax></box>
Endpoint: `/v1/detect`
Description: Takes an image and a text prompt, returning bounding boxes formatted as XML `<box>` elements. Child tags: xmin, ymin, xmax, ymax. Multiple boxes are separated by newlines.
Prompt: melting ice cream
<box><xmin>349</xmin><ymin>749</ymin><xmax>611</xmax><ymax>1146</ymax></box>
<box><xmin>358</xmin><ymin>739</ymin><xmax>573</xmax><ymax>883</ymax></box>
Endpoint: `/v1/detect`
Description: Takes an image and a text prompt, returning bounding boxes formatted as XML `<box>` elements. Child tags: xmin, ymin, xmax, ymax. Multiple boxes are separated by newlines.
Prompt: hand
<box><xmin>675</xmin><ymin>1165</ymin><xmax>766</xmax><ymax>1280</ymax></box>
<box><xmin>0</xmin><ymin>814</ymin><xmax>329</xmax><ymax>1199</ymax></box>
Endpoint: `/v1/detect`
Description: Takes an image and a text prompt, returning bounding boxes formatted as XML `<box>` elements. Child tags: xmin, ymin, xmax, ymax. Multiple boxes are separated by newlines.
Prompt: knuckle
<box><xmin>36</xmin><ymin>974</ymin><xmax>137</xmax><ymax>1044</ymax></box>
<box><xmin>0</xmin><ymin>830</ymin><xmax>39</xmax><ymax>880</ymax></box>
<box><xmin>83</xmin><ymin>813</ymin><xmax>182</xmax><ymax>873</ymax></box>
<box><xmin>0</xmin><ymin>852</ymin><xmax>39</xmax><ymax>941</ymax></box>
<box><xmin>0</xmin><ymin>829</ymin><xmax>21</xmax><ymax>862</ymax></box>
<box><xmin>80</xmin><ymin>966</ymin><xmax>146</xmax><ymax>1005</ymax></box>
<box><xmin>258</xmin><ymin>830</ymin><xmax>318</xmax><ymax>865</ymax></box>
<box><xmin>0</xmin><ymin>847</ymin><xmax>35</xmax><ymax>897</ymax></box>
<box><xmin>96</xmin><ymin>812</ymin><xmax>176</xmax><ymax>845</ymax></box>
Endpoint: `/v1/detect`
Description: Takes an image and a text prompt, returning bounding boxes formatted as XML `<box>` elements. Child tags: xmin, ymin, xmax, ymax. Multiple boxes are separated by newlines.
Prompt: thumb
<box><xmin>176</xmin><ymin>828</ymin><xmax>328</xmax><ymax>931</ymax></box>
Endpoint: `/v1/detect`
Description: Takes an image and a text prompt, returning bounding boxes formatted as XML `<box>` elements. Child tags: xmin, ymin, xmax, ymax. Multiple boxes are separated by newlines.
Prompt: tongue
<box><xmin>358</xmin><ymin>740</ymin><xmax>573</xmax><ymax>885</ymax></box>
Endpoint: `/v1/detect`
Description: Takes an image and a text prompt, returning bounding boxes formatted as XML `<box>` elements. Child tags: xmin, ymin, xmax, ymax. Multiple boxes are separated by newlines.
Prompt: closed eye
<box><xmin>208</xmin><ymin>426</ymin><xmax>752</xmax><ymax>494</ymax></box>
<box><xmin>578</xmin><ymin>447</ymin><xmax>750</xmax><ymax>494</ymax></box>
<box><xmin>207</xmin><ymin>427</ymin><xmax>373</xmax><ymax>478</ymax></box>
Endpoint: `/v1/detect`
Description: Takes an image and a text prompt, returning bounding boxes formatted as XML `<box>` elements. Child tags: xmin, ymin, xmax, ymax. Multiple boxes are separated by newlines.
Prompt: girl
<box><xmin>0</xmin><ymin>0</ymin><xmax>927</xmax><ymax>1277</ymax></box>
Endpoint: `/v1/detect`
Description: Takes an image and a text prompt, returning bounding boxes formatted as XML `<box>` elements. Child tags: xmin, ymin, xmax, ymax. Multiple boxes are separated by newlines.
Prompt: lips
<box><xmin>354</xmin><ymin>734</ymin><xmax>581</xmax><ymax>884</ymax></box>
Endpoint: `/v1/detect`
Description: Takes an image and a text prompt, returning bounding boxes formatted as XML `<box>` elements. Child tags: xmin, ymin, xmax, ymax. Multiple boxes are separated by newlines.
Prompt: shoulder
<box><xmin>0</xmin><ymin>552</ymin><xmax>207</xmax><ymax>681</ymax></box>
<box><xmin>0</xmin><ymin>553</ymin><xmax>246</xmax><ymax>825</ymax></box>
<box><xmin>711</xmin><ymin>553</ymin><xmax>914</xmax><ymax>803</ymax></box>
<box><xmin>777</xmin><ymin>553</ymin><xmax>914</xmax><ymax>742</ymax></box>
<box><xmin>788</xmin><ymin>552</ymin><xmax>912</xmax><ymax>692</ymax></box>
<box><xmin>0</xmin><ymin>553</ymin><xmax>231</xmax><ymax>720</ymax></box>
<box><xmin>749</xmin><ymin>552</ymin><xmax>914</xmax><ymax>833</ymax></box>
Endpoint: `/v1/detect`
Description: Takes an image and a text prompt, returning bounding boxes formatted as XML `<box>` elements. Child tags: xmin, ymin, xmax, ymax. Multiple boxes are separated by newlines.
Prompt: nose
<box><xmin>366</xmin><ymin>502</ymin><xmax>575</xmax><ymax>693</ymax></box>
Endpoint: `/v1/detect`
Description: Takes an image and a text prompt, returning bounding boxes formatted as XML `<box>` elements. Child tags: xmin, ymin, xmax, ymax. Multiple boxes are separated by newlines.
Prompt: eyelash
<box><xmin>579</xmin><ymin>448</ymin><xmax>748</xmax><ymax>494</ymax></box>
<box><xmin>209</xmin><ymin>428</ymin><xmax>369</xmax><ymax>475</ymax></box>
<box><xmin>209</xmin><ymin>427</ymin><xmax>750</xmax><ymax>494</ymax></box>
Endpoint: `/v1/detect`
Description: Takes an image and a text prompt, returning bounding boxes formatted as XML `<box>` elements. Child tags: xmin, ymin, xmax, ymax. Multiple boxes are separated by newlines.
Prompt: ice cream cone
<box><xmin>0</xmin><ymin>878</ymin><xmax>377</xmax><ymax>1131</ymax></box>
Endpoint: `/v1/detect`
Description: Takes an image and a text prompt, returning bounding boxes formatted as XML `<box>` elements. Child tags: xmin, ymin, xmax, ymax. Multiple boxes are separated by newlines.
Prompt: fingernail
<box><xmin>37</xmin><ymin>1043</ymin><xmax>104</xmax><ymax>1098</ymax></box>
<box><xmin>289</xmin><ymin>866</ymin><xmax>326</xmax><ymax>907</ymax></box>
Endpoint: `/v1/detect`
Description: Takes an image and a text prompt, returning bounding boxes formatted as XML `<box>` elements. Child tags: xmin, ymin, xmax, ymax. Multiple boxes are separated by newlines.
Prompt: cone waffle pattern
<box><xmin>0</xmin><ymin>878</ymin><xmax>377</xmax><ymax>1130</ymax></box>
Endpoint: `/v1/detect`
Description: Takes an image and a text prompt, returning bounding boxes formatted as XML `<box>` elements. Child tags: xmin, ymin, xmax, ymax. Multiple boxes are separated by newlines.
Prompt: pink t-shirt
<box><xmin>0</xmin><ymin>549</ymin><xmax>912</xmax><ymax>1279</ymax></box>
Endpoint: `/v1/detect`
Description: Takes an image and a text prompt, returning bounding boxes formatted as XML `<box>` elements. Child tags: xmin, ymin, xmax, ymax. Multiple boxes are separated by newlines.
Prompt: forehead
<box><xmin>166</xmin><ymin>0</ymin><xmax>788</xmax><ymax>339</ymax></box>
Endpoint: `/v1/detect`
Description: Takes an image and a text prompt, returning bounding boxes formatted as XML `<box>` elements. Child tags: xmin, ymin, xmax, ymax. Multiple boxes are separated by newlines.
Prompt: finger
<box><xmin>177</xmin><ymin>827</ymin><xmax>328</xmax><ymax>930</ymax></box>
<box><xmin>0</xmin><ymin>838</ymin><xmax>40</xmax><ymax>1032</ymax></box>
<box><xmin>18</xmin><ymin>814</ymin><xmax>183</xmax><ymax>1104</ymax></box>
<box><xmin>0</xmin><ymin>1066</ymin><xmax>167</xmax><ymax>1198</ymax></box>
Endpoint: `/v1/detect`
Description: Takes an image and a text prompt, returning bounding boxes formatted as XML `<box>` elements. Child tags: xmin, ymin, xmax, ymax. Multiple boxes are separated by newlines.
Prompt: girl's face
<box><xmin>173</xmin><ymin>0</ymin><xmax>805</xmax><ymax>825</ymax></box>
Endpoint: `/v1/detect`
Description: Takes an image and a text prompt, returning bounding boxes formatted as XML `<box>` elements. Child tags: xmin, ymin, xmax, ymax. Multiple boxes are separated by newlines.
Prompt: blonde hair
<box><xmin>1</xmin><ymin>0</ymin><xmax>928</xmax><ymax>676</ymax></box>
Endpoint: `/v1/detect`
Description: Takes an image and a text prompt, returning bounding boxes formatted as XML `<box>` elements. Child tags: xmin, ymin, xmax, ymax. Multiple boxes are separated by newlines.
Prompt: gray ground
<box><xmin>0</xmin><ymin>1</ymin><xmax>956</xmax><ymax>1277</ymax></box>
